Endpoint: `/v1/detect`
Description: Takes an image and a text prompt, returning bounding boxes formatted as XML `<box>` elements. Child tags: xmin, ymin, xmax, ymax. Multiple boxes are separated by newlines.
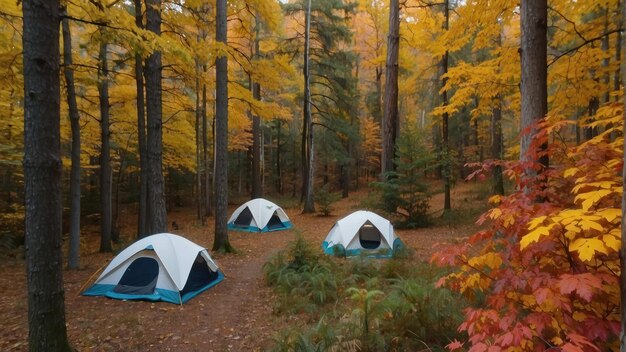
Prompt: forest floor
<box><xmin>0</xmin><ymin>180</ymin><xmax>490</xmax><ymax>351</ymax></box>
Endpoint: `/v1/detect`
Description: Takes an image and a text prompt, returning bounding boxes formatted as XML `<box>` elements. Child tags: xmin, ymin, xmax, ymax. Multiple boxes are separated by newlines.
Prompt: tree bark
<box><xmin>213</xmin><ymin>0</ymin><xmax>233</xmax><ymax>252</ymax></box>
<box><xmin>195</xmin><ymin>58</ymin><xmax>204</xmax><ymax>223</ymax></box>
<box><xmin>134</xmin><ymin>0</ymin><xmax>148</xmax><ymax>238</ymax></box>
<box><xmin>251</xmin><ymin>18</ymin><xmax>263</xmax><ymax>199</ymax></box>
<box><xmin>491</xmin><ymin>99</ymin><xmax>505</xmax><ymax>195</ymax></box>
<box><xmin>440</xmin><ymin>0</ymin><xmax>451</xmax><ymax>211</ymax></box>
<box><xmin>145</xmin><ymin>0</ymin><xmax>167</xmax><ymax>234</ymax></box>
<box><xmin>98</xmin><ymin>41</ymin><xmax>112</xmax><ymax>253</ymax></box>
<box><xmin>520</xmin><ymin>0</ymin><xmax>548</xmax><ymax>173</ymax></box>
<box><xmin>22</xmin><ymin>0</ymin><xmax>72</xmax><ymax>348</ymax></box>
<box><xmin>381</xmin><ymin>0</ymin><xmax>399</xmax><ymax>177</ymax></box>
<box><xmin>276</xmin><ymin>119</ymin><xmax>282</xmax><ymax>194</ymax></box>
<box><xmin>301</xmin><ymin>0</ymin><xmax>315</xmax><ymax>213</ymax></box>
<box><xmin>61</xmin><ymin>11</ymin><xmax>81</xmax><ymax>269</ymax></box>
<box><xmin>619</xmin><ymin>1</ymin><xmax>626</xmax><ymax>352</ymax></box>
<box><xmin>202</xmin><ymin>65</ymin><xmax>212</xmax><ymax>216</ymax></box>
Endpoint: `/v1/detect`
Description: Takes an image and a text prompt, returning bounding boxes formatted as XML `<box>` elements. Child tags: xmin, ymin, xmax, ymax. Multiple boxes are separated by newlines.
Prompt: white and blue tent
<box><xmin>323</xmin><ymin>210</ymin><xmax>403</xmax><ymax>258</ymax></box>
<box><xmin>83</xmin><ymin>233</ymin><xmax>223</xmax><ymax>304</ymax></box>
<box><xmin>227</xmin><ymin>198</ymin><xmax>293</xmax><ymax>232</ymax></box>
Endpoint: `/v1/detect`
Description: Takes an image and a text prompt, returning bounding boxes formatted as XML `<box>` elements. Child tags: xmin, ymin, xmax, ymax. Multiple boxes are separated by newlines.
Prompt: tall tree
<box><xmin>439</xmin><ymin>0</ymin><xmax>451</xmax><ymax>210</ymax></box>
<box><xmin>301</xmin><ymin>0</ymin><xmax>315</xmax><ymax>213</ymax></box>
<box><xmin>203</xmin><ymin>64</ymin><xmax>211</xmax><ymax>216</ymax></box>
<box><xmin>61</xmin><ymin>9</ymin><xmax>81</xmax><ymax>269</ymax></box>
<box><xmin>491</xmin><ymin>99</ymin><xmax>505</xmax><ymax>195</ymax></box>
<box><xmin>98</xmin><ymin>40</ymin><xmax>113</xmax><ymax>252</ymax></box>
<box><xmin>213</xmin><ymin>0</ymin><xmax>233</xmax><ymax>252</ymax></box>
<box><xmin>251</xmin><ymin>15</ymin><xmax>263</xmax><ymax>199</ymax></box>
<box><xmin>145</xmin><ymin>0</ymin><xmax>167</xmax><ymax>233</ymax></box>
<box><xmin>22</xmin><ymin>0</ymin><xmax>71</xmax><ymax>348</ymax></box>
<box><xmin>195</xmin><ymin>57</ymin><xmax>204</xmax><ymax>223</ymax></box>
<box><xmin>520</xmin><ymin>0</ymin><xmax>548</xmax><ymax>173</ymax></box>
<box><xmin>134</xmin><ymin>0</ymin><xmax>148</xmax><ymax>238</ymax></box>
<box><xmin>381</xmin><ymin>0</ymin><xmax>399</xmax><ymax>177</ymax></box>
<box><xmin>619</xmin><ymin>0</ymin><xmax>626</xmax><ymax>352</ymax></box>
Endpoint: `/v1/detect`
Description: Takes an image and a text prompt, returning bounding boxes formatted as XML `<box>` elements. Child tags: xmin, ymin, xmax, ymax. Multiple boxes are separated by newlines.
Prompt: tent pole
<box><xmin>76</xmin><ymin>260</ymin><xmax>110</xmax><ymax>297</ymax></box>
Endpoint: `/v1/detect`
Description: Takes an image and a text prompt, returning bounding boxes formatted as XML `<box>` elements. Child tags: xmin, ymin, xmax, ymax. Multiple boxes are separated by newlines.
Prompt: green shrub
<box><xmin>364</xmin><ymin>121</ymin><xmax>433</xmax><ymax>228</ymax></box>
<box><xmin>264</xmin><ymin>236</ymin><xmax>339</xmax><ymax>314</ymax></box>
<box><xmin>379</xmin><ymin>277</ymin><xmax>465</xmax><ymax>350</ymax></box>
<box><xmin>315</xmin><ymin>184</ymin><xmax>341</xmax><ymax>216</ymax></box>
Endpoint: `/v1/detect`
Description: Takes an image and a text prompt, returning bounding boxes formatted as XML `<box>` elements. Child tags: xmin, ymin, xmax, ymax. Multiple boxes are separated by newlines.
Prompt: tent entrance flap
<box><xmin>234</xmin><ymin>207</ymin><xmax>254</xmax><ymax>226</ymax></box>
<box><xmin>181</xmin><ymin>255</ymin><xmax>219</xmax><ymax>295</ymax></box>
<box><xmin>113</xmin><ymin>257</ymin><xmax>159</xmax><ymax>295</ymax></box>
<box><xmin>359</xmin><ymin>222</ymin><xmax>381</xmax><ymax>249</ymax></box>
<box><xmin>266</xmin><ymin>212</ymin><xmax>283</xmax><ymax>230</ymax></box>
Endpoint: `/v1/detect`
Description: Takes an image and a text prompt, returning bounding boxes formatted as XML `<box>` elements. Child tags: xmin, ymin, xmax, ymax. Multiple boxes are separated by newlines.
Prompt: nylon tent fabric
<box><xmin>322</xmin><ymin>210</ymin><xmax>404</xmax><ymax>258</ymax></box>
<box><xmin>82</xmin><ymin>233</ymin><xmax>224</xmax><ymax>304</ymax></box>
<box><xmin>227</xmin><ymin>198</ymin><xmax>293</xmax><ymax>232</ymax></box>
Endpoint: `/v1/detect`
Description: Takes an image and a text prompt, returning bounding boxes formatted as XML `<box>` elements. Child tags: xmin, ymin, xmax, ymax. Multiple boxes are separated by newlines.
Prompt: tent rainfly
<box><xmin>227</xmin><ymin>198</ymin><xmax>293</xmax><ymax>232</ymax></box>
<box><xmin>322</xmin><ymin>210</ymin><xmax>404</xmax><ymax>258</ymax></box>
<box><xmin>83</xmin><ymin>233</ymin><xmax>223</xmax><ymax>304</ymax></box>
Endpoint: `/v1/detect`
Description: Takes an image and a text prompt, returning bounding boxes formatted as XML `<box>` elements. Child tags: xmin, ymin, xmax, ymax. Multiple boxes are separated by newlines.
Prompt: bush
<box><xmin>266</xmin><ymin>245</ymin><xmax>467</xmax><ymax>351</ymax></box>
<box><xmin>366</xmin><ymin>122</ymin><xmax>433</xmax><ymax>228</ymax></box>
<box><xmin>264</xmin><ymin>236</ymin><xmax>339</xmax><ymax>314</ymax></box>
<box><xmin>315</xmin><ymin>184</ymin><xmax>341</xmax><ymax>216</ymax></box>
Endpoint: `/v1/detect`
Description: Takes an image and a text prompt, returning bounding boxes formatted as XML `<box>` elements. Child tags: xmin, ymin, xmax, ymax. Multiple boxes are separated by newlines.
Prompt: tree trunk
<box><xmin>301</xmin><ymin>0</ymin><xmax>315</xmax><ymax>213</ymax></box>
<box><xmin>145</xmin><ymin>0</ymin><xmax>167</xmax><ymax>234</ymax></box>
<box><xmin>601</xmin><ymin>3</ymin><xmax>610</xmax><ymax>104</ymax></box>
<box><xmin>61</xmin><ymin>11</ymin><xmax>81</xmax><ymax>269</ymax></box>
<box><xmin>251</xmin><ymin>81</ymin><xmax>262</xmax><ymax>199</ymax></box>
<box><xmin>619</xmin><ymin>1</ymin><xmax>626</xmax><ymax>352</ymax></box>
<box><xmin>112</xmin><ymin>145</ymin><xmax>129</xmax><ymax>243</ymax></box>
<box><xmin>520</xmin><ymin>0</ymin><xmax>548</xmax><ymax>173</ymax></box>
<box><xmin>22</xmin><ymin>0</ymin><xmax>71</xmax><ymax>348</ymax></box>
<box><xmin>98</xmin><ymin>41</ymin><xmax>112</xmax><ymax>253</ymax></box>
<box><xmin>202</xmin><ymin>65</ymin><xmax>212</xmax><ymax>216</ymax></box>
<box><xmin>381</xmin><ymin>0</ymin><xmax>399</xmax><ymax>177</ymax></box>
<box><xmin>134</xmin><ymin>0</ymin><xmax>148</xmax><ymax>238</ymax></box>
<box><xmin>213</xmin><ymin>0</ymin><xmax>233</xmax><ymax>252</ymax></box>
<box><xmin>195</xmin><ymin>59</ymin><xmax>204</xmax><ymax>223</ymax></box>
<box><xmin>375</xmin><ymin>66</ymin><xmax>383</xmax><ymax>123</ymax></box>
<box><xmin>491</xmin><ymin>99</ymin><xmax>505</xmax><ymax>195</ymax></box>
<box><xmin>251</xmin><ymin>19</ymin><xmax>263</xmax><ymax>199</ymax></box>
<box><xmin>276</xmin><ymin>119</ymin><xmax>282</xmax><ymax>194</ymax></box>
<box><xmin>440</xmin><ymin>0</ymin><xmax>451</xmax><ymax>211</ymax></box>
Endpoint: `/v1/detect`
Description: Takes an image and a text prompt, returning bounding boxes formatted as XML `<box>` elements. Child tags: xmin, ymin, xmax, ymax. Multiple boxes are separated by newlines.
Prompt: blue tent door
<box><xmin>113</xmin><ymin>257</ymin><xmax>159</xmax><ymax>295</ymax></box>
